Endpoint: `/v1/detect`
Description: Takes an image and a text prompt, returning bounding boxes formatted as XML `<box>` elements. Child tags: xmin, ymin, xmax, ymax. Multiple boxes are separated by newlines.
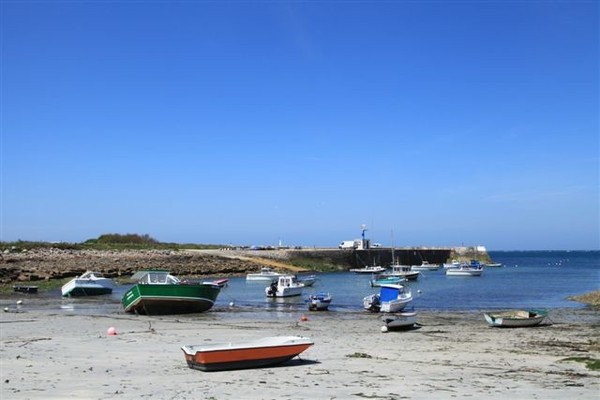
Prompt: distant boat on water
<box><xmin>246</xmin><ymin>267</ymin><xmax>282</xmax><ymax>282</ymax></box>
<box><xmin>349</xmin><ymin>265</ymin><xmax>387</xmax><ymax>274</ymax></box>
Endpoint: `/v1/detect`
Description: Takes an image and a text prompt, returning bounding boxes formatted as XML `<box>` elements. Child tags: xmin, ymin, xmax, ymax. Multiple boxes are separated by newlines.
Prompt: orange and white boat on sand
<box><xmin>181</xmin><ymin>336</ymin><xmax>314</xmax><ymax>372</ymax></box>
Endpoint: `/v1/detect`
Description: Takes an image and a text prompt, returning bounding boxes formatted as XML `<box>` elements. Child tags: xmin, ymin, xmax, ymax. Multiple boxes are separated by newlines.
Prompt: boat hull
<box><xmin>64</xmin><ymin>286</ymin><xmax>113</xmax><ymax>296</ymax></box>
<box><xmin>13</xmin><ymin>285</ymin><xmax>38</xmax><ymax>294</ymax></box>
<box><xmin>446</xmin><ymin>269</ymin><xmax>483</xmax><ymax>276</ymax></box>
<box><xmin>370</xmin><ymin>277</ymin><xmax>405</xmax><ymax>287</ymax></box>
<box><xmin>484</xmin><ymin>310</ymin><xmax>547</xmax><ymax>327</ymax></box>
<box><xmin>308</xmin><ymin>301</ymin><xmax>330</xmax><ymax>311</ymax></box>
<box><xmin>380</xmin><ymin>297</ymin><xmax>412</xmax><ymax>313</ymax></box>
<box><xmin>61</xmin><ymin>279</ymin><xmax>114</xmax><ymax>296</ymax></box>
<box><xmin>349</xmin><ymin>266</ymin><xmax>387</xmax><ymax>274</ymax></box>
<box><xmin>246</xmin><ymin>274</ymin><xmax>280</xmax><ymax>281</ymax></box>
<box><xmin>307</xmin><ymin>294</ymin><xmax>332</xmax><ymax>311</ymax></box>
<box><xmin>382</xmin><ymin>311</ymin><xmax>417</xmax><ymax>330</ymax></box>
<box><xmin>122</xmin><ymin>283</ymin><xmax>220</xmax><ymax>315</ymax></box>
<box><xmin>181</xmin><ymin>336</ymin><xmax>313</xmax><ymax>372</ymax></box>
<box><xmin>364</xmin><ymin>284</ymin><xmax>413</xmax><ymax>313</ymax></box>
<box><xmin>266</xmin><ymin>286</ymin><xmax>303</xmax><ymax>297</ymax></box>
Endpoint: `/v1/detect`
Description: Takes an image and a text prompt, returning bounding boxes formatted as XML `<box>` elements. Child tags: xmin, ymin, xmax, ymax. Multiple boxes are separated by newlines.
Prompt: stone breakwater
<box><xmin>0</xmin><ymin>249</ymin><xmax>265</xmax><ymax>283</ymax></box>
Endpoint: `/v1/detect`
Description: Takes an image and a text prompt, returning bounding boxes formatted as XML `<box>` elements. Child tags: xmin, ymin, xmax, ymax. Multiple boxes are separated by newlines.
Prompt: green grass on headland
<box><xmin>0</xmin><ymin>234</ymin><xmax>225</xmax><ymax>252</ymax></box>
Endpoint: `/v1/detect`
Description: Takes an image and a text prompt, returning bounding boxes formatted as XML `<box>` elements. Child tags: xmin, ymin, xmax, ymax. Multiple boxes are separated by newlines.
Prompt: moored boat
<box><xmin>61</xmin><ymin>271</ymin><xmax>115</xmax><ymax>297</ymax></box>
<box><xmin>349</xmin><ymin>265</ymin><xmax>387</xmax><ymax>274</ymax></box>
<box><xmin>297</xmin><ymin>274</ymin><xmax>317</xmax><ymax>287</ymax></box>
<box><xmin>363</xmin><ymin>284</ymin><xmax>413</xmax><ymax>313</ymax></box>
<box><xmin>484</xmin><ymin>262</ymin><xmax>503</xmax><ymax>268</ymax></box>
<box><xmin>265</xmin><ymin>275</ymin><xmax>304</xmax><ymax>297</ymax></box>
<box><xmin>410</xmin><ymin>261</ymin><xmax>441</xmax><ymax>271</ymax></box>
<box><xmin>446</xmin><ymin>260</ymin><xmax>484</xmax><ymax>276</ymax></box>
<box><xmin>246</xmin><ymin>267</ymin><xmax>282</xmax><ymax>282</ymax></box>
<box><xmin>443</xmin><ymin>260</ymin><xmax>462</xmax><ymax>269</ymax></box>
<box><xmin>181</xmin><ymin>336</ymin><xmax>314</xmax><ymax>371</ymax></box>
<box><xmin>13</xmin><ymin>285</ymin><xmax>38</xmax><ymax>294</ymax></box>
<box><xmin>122</xmin><ymin>270</ymin><xmax>221</xmax><ymax>315</ymax></box>
<box><xmin>484</xmin><ymin>309</ymin><xmax>547</xmax><ymax>328</ymax></box>
<box><xmin>306</xmin><ymin>292</ymin><xmax>332</xmax><ymax>311</ymax></box>
<box><xmin>380</xmin><ymin>264</ymin><xmax>420</xmax><ymax>281</ymax></box>
<box><xmin>381</xmin><ymin>310</ymin><xmax>418</xmax><ymax>332</ymax></box>
<box><xmin>370</xmin><ymin>275</ymin><xmax>406</xmax><ymax>287</ymax></box>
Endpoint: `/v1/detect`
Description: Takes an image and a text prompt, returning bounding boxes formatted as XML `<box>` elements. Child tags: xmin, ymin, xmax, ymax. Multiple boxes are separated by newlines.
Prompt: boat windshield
<box><xmin>135</xmin><ymin>271</ymin><xmax>180</xmax><ymax>284</ymax></box>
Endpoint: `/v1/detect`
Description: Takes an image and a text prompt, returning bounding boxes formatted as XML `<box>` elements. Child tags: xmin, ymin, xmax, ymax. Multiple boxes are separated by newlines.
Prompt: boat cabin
<box><xmin>274</xmin><ymin>275</ymin><xmax>300</xmax><ymax>288</ymax></box>
<box><xmin>131</xmin><ymin>270</ymin><xmax>180</xmax><ymax>285</ymax></box>
<box><xmin>380</xmin><ymin>285</ymin><xmax>404</xmax><ymax>302</ymax></box>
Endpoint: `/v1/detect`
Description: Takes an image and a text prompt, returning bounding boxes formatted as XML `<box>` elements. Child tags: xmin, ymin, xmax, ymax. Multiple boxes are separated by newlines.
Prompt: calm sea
<box><xmin>5</xmin><ymin>251</ymin><xmax>599</xmax><ymax>317</ymax></box>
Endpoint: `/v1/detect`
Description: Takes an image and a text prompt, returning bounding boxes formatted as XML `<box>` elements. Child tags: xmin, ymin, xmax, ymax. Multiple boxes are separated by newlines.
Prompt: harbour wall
<box><xmin>282</xmin><ymin>246</ymin><xmax>491</xmax><ymax>268</ymax></box>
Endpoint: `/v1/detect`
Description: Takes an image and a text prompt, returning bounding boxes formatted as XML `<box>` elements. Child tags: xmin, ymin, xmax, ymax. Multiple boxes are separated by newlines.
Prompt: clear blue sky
<box><xmin>2</xmin><ymin>1</ymin><xmax>598</xmax><ymax>250</ymax></box>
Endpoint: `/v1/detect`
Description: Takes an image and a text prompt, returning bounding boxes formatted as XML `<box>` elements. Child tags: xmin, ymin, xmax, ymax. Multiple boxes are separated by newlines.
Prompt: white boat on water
<box><xmin>61</xmin><ymin>271</ymin><xmax>116</xmax><ymax>297</ymax></box>
<box><xmin>349</xmin><ymin>265</ymin><xmax>387</xmax><ymax>274</ymax></box>
<box><xmin>297</xmin><ymin>274</ymin><xmax>317</xmax><ymax>287</ymax></box>
<box><xmin>380</xmin><ymin>264</ymin><xmax>421</xmax><ymax>281</ymax></box>
<box><xmin>363</xmin><ymin>284</ymin><xmax>413</xmax><ymax>313</ymax></box>
<box><xmin>381</xmin><ymin>310</ymin><xmax>418</xmax><ymax>332</ymax></box>
<box><xmin>446</xmin><ymin>260</ymin><xmax>484</xmax><ymax>276</ymax></box>
<box><xmin>410</xmin><ymin>261</ymin><xmax>441</xmax><ymax>271</ymax></box>
<box><xmin>484</xmin><ymin>262</ymin><xmax>503</xmax><ymax>268</ymax></box>
<box><xmin>443</xmin><ymin>260</ymin><xmax>462</xmax><ymax>269</ymax></box>
<box><xmin>246</xmin><ymin>267</ymin><xmax>282</xmax><ymax>281</ymax></box>
<box><xmin>265</xmin><ymin>275</ymin><xmax>304</xmax><ymax>297</ymax></box>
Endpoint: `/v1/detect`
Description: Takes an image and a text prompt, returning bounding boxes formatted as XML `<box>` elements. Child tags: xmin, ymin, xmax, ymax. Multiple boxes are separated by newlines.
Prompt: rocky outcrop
<box><xmin>0</xmin><ymin>249</ymin><xmax>270</xmax><ymax>283</ymax></box>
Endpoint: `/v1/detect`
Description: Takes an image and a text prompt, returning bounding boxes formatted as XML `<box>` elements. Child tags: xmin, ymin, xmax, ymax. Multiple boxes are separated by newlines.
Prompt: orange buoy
<box><xmin>300</xmin><ymin>314</ymin><xmax>308</xmax><ymax>322</ymax></box>
<box><xmin>107</xmin><ymin>326</ymin><xmax>117</xmax><ymax>336</ymax></box>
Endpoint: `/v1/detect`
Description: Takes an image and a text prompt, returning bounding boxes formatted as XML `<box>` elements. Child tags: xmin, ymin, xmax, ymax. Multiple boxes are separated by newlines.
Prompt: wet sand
<box><xmin>1</xmin><ymin>307</ymin><xmax>599</xmax><ymax>399</ymax></box>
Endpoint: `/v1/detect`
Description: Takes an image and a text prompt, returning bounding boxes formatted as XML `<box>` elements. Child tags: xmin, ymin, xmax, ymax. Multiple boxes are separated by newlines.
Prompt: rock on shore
<box><xmin>0</xmin><ymin>248</ymin><xmax>268</xmax><ymax>283</ymax></box>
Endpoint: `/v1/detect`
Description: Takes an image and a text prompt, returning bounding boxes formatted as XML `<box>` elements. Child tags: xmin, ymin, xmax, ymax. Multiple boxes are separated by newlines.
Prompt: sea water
<box><xmin>5</xmin><ymin>251</ymin><xmax>599</xmax><ymax>317</ymax></box>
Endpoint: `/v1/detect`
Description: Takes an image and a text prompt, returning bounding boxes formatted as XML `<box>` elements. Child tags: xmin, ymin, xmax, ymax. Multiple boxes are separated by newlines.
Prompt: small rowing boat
<box><xmin>484</xmin><ymin>309</ymin><xmax>547</xmax><ymax>328</ymax></box>
<box><xmin>181</xmin><ymin>336</ymin><xmax>314</xmax><ymax>371</ymax></box>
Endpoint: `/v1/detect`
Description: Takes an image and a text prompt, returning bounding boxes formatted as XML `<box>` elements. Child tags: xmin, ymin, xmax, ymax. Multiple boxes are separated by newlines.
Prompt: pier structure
<box><xmin>279</xmin><ymin>246</ymin><xmax>490</xmax><ymax>269</ymax></box>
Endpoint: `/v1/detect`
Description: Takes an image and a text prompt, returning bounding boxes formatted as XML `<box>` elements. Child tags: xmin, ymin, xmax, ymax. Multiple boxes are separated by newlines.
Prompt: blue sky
<box><xmin>1</xmin><ymin>1</ymin><xmax>598</xmax><ymax>250</ymax></box>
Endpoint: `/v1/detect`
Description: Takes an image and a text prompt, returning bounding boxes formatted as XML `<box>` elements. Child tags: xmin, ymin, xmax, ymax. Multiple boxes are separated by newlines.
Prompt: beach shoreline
<box><xmin>1</xmin><ymin>306</ymin><xmax>598</xmax><ymax>399</ymax></box>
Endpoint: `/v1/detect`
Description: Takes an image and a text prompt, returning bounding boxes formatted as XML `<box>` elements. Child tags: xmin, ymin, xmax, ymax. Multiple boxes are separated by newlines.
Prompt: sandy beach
<box><xmin>1</xmin><ymin>305</ymin><xmax>598</xmax><ymax>399</ymax></box>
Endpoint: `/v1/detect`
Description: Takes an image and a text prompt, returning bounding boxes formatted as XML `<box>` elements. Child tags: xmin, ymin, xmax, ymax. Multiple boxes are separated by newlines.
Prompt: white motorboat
<box><xmin>443</xmin><ymin>260</ymin><xmax>462</xmax><ymax>269</ymax></box>
<box><xmin>61</xmin><ymin>271</ymin><xmax>115</xmax><ymax>297</ymax></box>
<box><xmin>446</xmin><ymin>260</ymin><xmax>484</xmax><ymax>276</ymax></box>
<box><xmin>246</xmin><ymin>267</ymin><xmax>282</xmax><ymax>282</ymax></box>
<box><xmin>410</xmin><ymin>261</ymin><xmax>441</xmax><ymax>271</ymax></box>
<box><xmin>265</xmin><ymin>275</ymin><xmax>304</xmax><ymax>297</ymax></box>
<box><xmin>363</xmin><ymin>284</ymin><xmax>413</xmax><ymax>313</ymax></box>
<box><xmin>381</xmin><ymin>310</ymin><xmax>418</xmax><ymax>332</ymax></box>
<box><xmin>297</xmin><ymin>274</ymin><xmax>317</xmax><ymax>287</ymax></box>
<box><xmin>380</xmin><ymin>264</ymin><xmax>420</xmax><ymax>281</ymax></box>
<box><xmin>349</xmin><ymin>265</ymin><xmax>387</xmax><ymax>274</ymax></box>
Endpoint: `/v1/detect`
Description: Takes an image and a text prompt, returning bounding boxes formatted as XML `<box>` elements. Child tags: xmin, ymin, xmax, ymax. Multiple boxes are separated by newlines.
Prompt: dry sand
<box><xmin>1</xmin><ymin>306</ymin><xmax>598</xmax><ymax>399</ymax></box>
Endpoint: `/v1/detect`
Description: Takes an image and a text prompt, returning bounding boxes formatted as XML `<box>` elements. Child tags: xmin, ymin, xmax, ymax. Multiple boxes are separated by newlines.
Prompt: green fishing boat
<box><xmin>122</xmin><ymin>270</ymin><xmax>221</xmax><ymax>315</ymax></box>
